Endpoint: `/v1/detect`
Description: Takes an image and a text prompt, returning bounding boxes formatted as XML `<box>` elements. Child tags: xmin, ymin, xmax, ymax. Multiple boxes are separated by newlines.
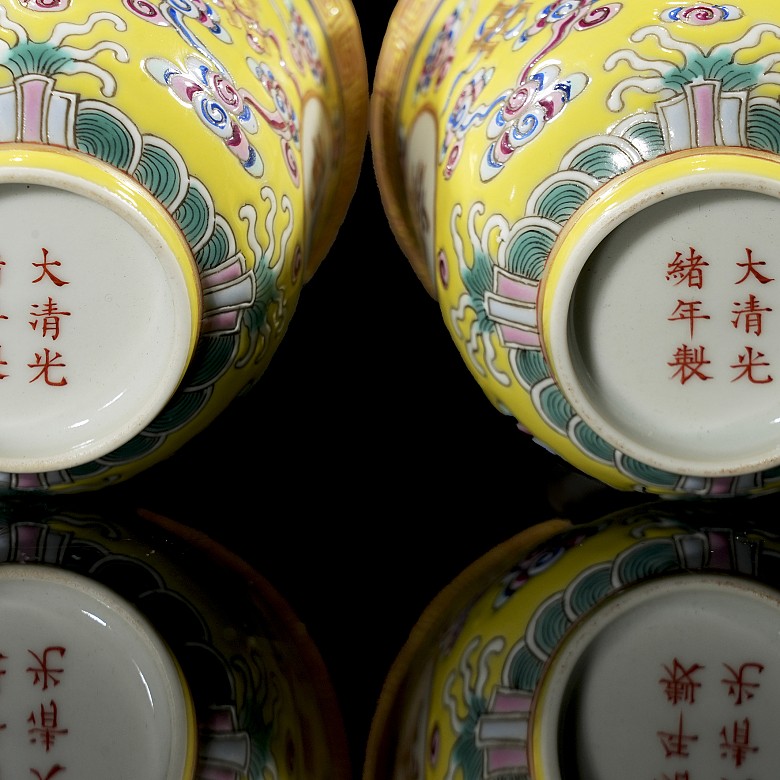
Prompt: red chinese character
<box><xmin>668</xmin><ymin>300</ymin><xmax>711</xmax><ymax>337</ymax></box>
<box><xmin>27</xmin><ymin>349</ymin><xmax>67</xmax><ymax>387</ymax></box>
<box><xmin>722</xmin><ymin>662</ymin><xmax>764</xmax><ymax>705</ymax></box>
<box><xmin>31</xmin><ymin>248</ymin><xmax>68</xmax><ymax>288</ymax></box>
<box><xmin>29</xmin><ymin>297</ymin><xmax>70</xmax><ymax>341</ymax></box>
<box><xmin>27</xmin><ymin>700</ymin><xmax>68</xmax><ymax>751</ymax></box>
<box><xmin>0</xmin><ymin>345</ymin><xmax>8</xmax><ymax>380</ymax></box>
<box><xmin>731</xmin><ymin>294</ymin><xmax>772</xmax><ymax>336</ymax></box>
<box><xmin>656</xmin><ymin>773</ymin><xmax>689</xmax><ymax>780</ymax></box>
<box><xmin>658</xmin><ymin>712</ymin><xmax>699</xmax><ymax>758</ymax></box>
<box><xmin>667</xmin><ymin>247</ymin><xmax>708</xmax><ymax>288</ymax></box>
<box><xmin>730</xmin><ymin>346</ymin><xmax>773</xmax><ymax>384</ymax></box>
<box><xmin>26</xmin><ymin>647</ymin><xmax>65</xmax><ymax>690</ymax></box>
<box><xmin>660</xmin><ymin>659</ymin><xmax>703</xmax><ymax>705</ymax></box>
<box><xmin>30</xmin><ymin>766</ymin><xmax>65</xmax><ymax>780</ymax></box>
<box><xmin>720</xmin><ymin>718</ymin><xmax>758</xmax><ymax>767</ymax></box>
<box><xmin>669</xmin><ymin>345</ymin><xmax>713</xmax><ymax>384</ymax></box>
<box><xmin>0</xmin><ymin>653</ymin><xmax>6</xmax><ymax>730</ymax></box>
<box><xmin>736</xmin><ymin>247</ymin><xmax>774</xmax><ymax>285</ymax></box>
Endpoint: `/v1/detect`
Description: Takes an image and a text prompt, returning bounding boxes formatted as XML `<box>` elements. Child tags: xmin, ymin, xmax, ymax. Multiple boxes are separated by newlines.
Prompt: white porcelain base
<box><xmin>533</xmin><ymin>573</ymin><xmax>780</xmax><ymax>779</ymax></box>
<box><xmin>0</xmin><ymin>149</ymin><xmax>199</xmax><ymax>474</ymax></box>
<box><xmin>544</xmin><ymin>153</ymin><xmax>780</xmax><ymax>476</ymax></box>
<box><xmin>0</xmin><ymin>564</ymin><xmax>195</xmax><ymax>779</ymax></box>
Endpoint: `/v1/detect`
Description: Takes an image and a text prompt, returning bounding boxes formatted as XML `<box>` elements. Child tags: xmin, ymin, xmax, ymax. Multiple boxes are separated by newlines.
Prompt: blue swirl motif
<box><xmin>145</xmin><ymin>54</ymin><xmax>266</xmax><ymax>177</ymax></box>
<box><xmin>435</xmin><ymin>514</ymin><xmax>780</xmax><ymax>780</ymax></box>
<box><xmin>444</xmin><ymin>8</ymin><xmax>780</xmax><ymax>497</ymax></box>
<box><xmin>660</xmin><ymin>4</ymin><xmax>742</xmax><ymax>24</ymax></box>
<box><xmin>134</xmin><ymin>0</ymin><xmax>304</xmax><ymax>183</ymax></box>
<box><xmin>0</xmin><ymin>9</ymin><xmax>292</xmax><ymax>491</ymax></box>
<box><xmin>122</xmin><ymin>0</ymin><xmax>232</xmax><ymax>61</ymax></box>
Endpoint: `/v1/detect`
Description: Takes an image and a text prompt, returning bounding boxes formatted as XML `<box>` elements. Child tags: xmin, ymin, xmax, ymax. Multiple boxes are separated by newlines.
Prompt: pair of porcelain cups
<box><xmin>3</xmin><ymin>0</ymin><xmax>780</xmax><ymax>503</ymax></box>
<box><xmin>5</xmin><ymin>1</ymin><xmax>780</xmax><ymax>779</ymax></box>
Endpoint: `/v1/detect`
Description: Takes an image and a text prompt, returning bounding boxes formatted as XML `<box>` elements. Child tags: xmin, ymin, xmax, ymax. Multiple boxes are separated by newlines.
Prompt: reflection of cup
<box><xmin>0</xmin><ymin>1</ymin><xmax>367</xmax><ymax>493</ymax></box>
<box><xmin>0</xmin><ymin>564</ymin><xmax>196</xmax><ymax>779</ymax></box>
<box><xmin>371</xmin><ymin>0</ymin><xmax>780</xmax><ymax>498</ymax></box>
<box><xmin>364</xmin><ymin>498</ymin><xmax>780</xmax><ymax>780</ymax></box>
<box><xmin>0</xmin><ymin>499</ymin><xmax>351</xmax><ymax>780</ymax></box>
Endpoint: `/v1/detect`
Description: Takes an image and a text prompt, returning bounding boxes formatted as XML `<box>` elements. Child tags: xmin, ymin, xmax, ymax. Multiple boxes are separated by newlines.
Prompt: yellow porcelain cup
<box><xmin>0</xmin><ymin>0</ymin><xmax>367</xmax><ymax>493</ymax></box>
<box><xmin>372</xmin><ymin>0</ymin><xmax>780</xmax><ymax>498</ymax></box>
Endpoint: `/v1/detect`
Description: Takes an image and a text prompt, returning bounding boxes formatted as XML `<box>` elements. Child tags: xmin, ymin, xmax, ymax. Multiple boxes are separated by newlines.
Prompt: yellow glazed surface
<box><xmin>372</xmin><ymin>1</ymin><xmax>780</xmax><ymax>497</ymax></box>
<box><xmin>0</xmin><ymin>0</ymin><xmax>368</xmax><ymax>492</ymax></box>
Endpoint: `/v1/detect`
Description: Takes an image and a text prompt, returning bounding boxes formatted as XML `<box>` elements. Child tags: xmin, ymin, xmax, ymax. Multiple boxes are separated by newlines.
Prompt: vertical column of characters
<box><xmin>666</xmin><ymin>246</ymin><xmax>712</xmax><ymax>384</ymax></box>
<box><xmin>719</xmin><ymin>661</ymin><xmax>764</xmax><ymax>771</ymax></box>
<box><xmin>655</xmin><ymin>655</ymin><xmax>765</xmax><ymax>779</ymax></box>
<box><xmin>656</xmin><ymin>657</ymin><xmax>703</xmax><ymax>779</ymax></box>
<box><xmin>730</xmin><ymin>248</ymin><xmax>774</xmax><ymax>384</ymax></box>
<box><xmin>0</xmin><ymin>645</ymin><xmax>70</xmax><ymax>778</ymax></box>
<box><xmin>26</xmin><ymin>645</ymin><xmax>69</xmax><ymax>779</ymax></box>
<box><xmin>28</xmin><ymin>248</ymin><xmax>70</xmax><ymax>388</ymax></box>
<box><xmin>0</xmin><ymin>650</ymin><xmax>7</xmax><ymax>738</ymax></box>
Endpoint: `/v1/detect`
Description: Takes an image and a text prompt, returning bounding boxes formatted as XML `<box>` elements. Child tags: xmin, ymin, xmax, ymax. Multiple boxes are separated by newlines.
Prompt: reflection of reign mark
<box><xmin>722</xmin><ymin>662</ymin><xmax>764</xmax><ymax>704</ymax></box>
<box><xmin>658</xmin><ymin>712</ymin><xmax>698</xmax><ymax>758</ymax></box>
<box><xmin>720</xmin><ymin>718</ymin><xmax>758</xmax><ymax>767</ymax></box>
<box><xmin>26</xmin><ymin>647</ymin><xmax>65</xmax><ymax>690</ymax></box>
<box><xmin>660</xmin><ymin>658</ymin><xmax>703</xmax><ymax>705</ymax></box>
<box><xmin>27</xmin><ymin>699</ymin><xmax>69</xmax><ymax>751</ymax></box>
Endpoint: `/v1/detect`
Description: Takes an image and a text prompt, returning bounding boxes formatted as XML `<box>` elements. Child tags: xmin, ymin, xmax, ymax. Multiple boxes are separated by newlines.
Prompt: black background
<box><xmin>83</xmin><ymin>3</ymin><xmax>653</xmax><ymax>776</ymax></box>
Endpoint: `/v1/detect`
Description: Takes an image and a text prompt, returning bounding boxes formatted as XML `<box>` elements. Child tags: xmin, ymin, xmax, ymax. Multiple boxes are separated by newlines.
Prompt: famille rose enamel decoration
<box><xmin>0</xmin><ymin>0</ymin><xmax>367</xmax><ymax>493</ymax></box>
<box><xmin>371</xmin><ymin>0</ymin><xmax>780</xmax><ymax>497</ymax></box>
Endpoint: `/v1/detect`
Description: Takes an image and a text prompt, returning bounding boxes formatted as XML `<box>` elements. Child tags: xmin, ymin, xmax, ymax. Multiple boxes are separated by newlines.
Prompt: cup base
<box><xmin>0</xmin><ymin>563</ymin><xmax>196</xmax><ymax>779</ymax></box>
<box><xmin>0</xmin><ymin>146</ymin><xmax>199</xmax><ymax>474</ymax></box>
<box><xmin>543</xmin><ymin>149</ymin><xmax>780</xmax><ymax>477</ymax></box>
<box><xmin>533</xmin><ymin>572</ymin><xmax>780</xmax><ymax>779</ymax></box>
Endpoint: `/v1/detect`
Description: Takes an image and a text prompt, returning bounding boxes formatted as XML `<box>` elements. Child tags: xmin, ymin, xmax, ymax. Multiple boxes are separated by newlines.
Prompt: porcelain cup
<box><xmin>0</xmin><ymin>0</ymin><xmax>367</xmax><ymax>494</ymax></box>
<box><xmin>371</xmin><ymin>0</ymin><xmax>780</xmax><ymax>498</ymax></box>
<box><xmin>364</xmin><ymin>496</ymin><xmax>780</xmax><ymax>780</ymax></box>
